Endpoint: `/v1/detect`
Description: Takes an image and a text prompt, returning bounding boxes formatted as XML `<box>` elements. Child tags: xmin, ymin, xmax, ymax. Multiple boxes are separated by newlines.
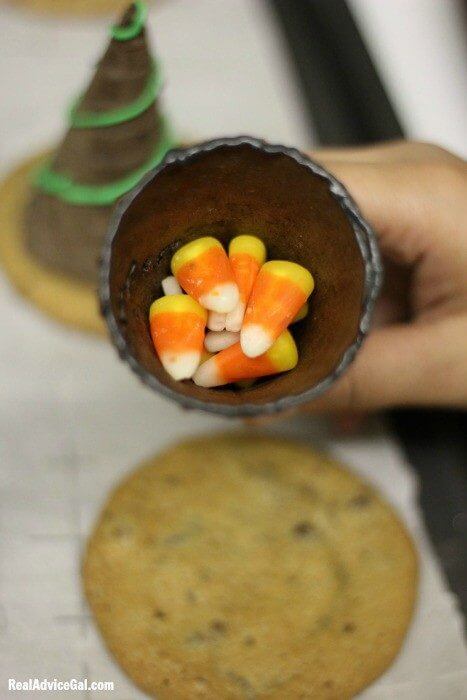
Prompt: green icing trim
<box><xmin>69</xmin><ymin>62</ymin><xmax>162</xmax><ymax>128</ymax></box>
<box><xmin>34</xmin><ymin>117</ymin><xmax>175</xmax><ymax>207</ymax></box>
<box><xmin>111</xmin><ymin>1</ymin><xmax>147</xmax><ymax>41</ymax></box>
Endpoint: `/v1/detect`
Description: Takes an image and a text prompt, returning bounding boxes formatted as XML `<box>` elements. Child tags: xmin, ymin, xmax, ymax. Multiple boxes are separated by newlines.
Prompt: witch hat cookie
<box><xmin>0</xmin><ymin>2</ymin><xmax>174</xmax><ymax>333</ymax></box>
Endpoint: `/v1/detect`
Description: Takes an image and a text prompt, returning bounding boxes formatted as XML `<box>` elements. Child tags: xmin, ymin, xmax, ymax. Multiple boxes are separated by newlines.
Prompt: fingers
<box><xmin>321</xmin><ymin>159</ymin><xmax>433</xmax><ymax>265</ymax></box>
<box><xmin>315</xmin><ymin>159</ymin><xmax>467</xmax><ymax>273</ymax></box>
<box><xmin>309</xmin><ymin>140</ymin><xmax>467</xmax><ymax>263</ymax></box>
<box><xmin>309</xmin><ymin>140</ymin><xmax>405</xmax><ymax>164</ymax></box>
<box><xmin>285</xmin><ymin>141</ymin><xmax>467</xmax><ymax>418</ymax></box>
<box><xmin>246</xmin><ymin>315</ymin><xmax>467</xmax><ymax>424</ymax></box>
<box><xmin>304</xmin><ymin>314</ymin><xmax>467</xmax><ymax>412</ymax></box>
<box><xmin>309</xmin><ymin>140</ymin><xmax>459</xmax><ymax>165</ymax></box>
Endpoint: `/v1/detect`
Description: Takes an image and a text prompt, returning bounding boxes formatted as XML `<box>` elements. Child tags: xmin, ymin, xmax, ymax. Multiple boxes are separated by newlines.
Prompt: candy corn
<box><xmin>235</xmin><ymin>380</ymin><xmax>256</xmax><ymax>389</ymax></box>
<box><xmin>171</xmin><ymin>237</ymin><xmax>239</xmax><ymax>313</ymax></box>
<box><xmin>149</xmin><ymin>295</ymin><xmax>207</xmax><ymax>380</ymax></box>
<box><xmin>207</xmin><ymin>311</ymin><xmax>226</xmax><ymax>331</ymax></box>
<box><xmin>225</xmin><ymin>235</ymin><xmax>266</xmax><ymax>332</ymax></box>
<box><xmin>161</xmin><ymin>276</ymin><xmax>182</xmax><ymax>296</ymax></box>
<box><xmin>204</xmin><ymin>330</ymin><xmax>240</xmax><ymax>353</ymax></box>
<box><xmin>152</xmin><ymin>234</ymin><xmax>314</xmax><ymax>388</ymax></box>
<box><xmin>241</xmin><ymin>261</ymin><xmax>314</xmax><ymax>358</ymax></box>
<box><xmin>292</xmin><ymin>302</ymin><xmax>309</xmax><ymax>324</ymax></box>
<box><xmin>200</xmin><ymin>349</ymin><xmax>214</xmax><ymax>364</ymax></box>
<box><xmin>193</xmin><ymin>330</ymin><xmax>298</xmax><ymax>387</ymax></box>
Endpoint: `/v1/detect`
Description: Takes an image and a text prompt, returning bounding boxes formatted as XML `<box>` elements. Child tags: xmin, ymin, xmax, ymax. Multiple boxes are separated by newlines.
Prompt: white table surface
<box><xmin>0</xmin><ymin>1</ymin><xmax>466</xmax><ymax>697</ymax></box>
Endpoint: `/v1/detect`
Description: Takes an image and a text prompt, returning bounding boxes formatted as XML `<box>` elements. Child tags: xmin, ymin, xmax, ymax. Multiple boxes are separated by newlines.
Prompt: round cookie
<box><xmin>83</xmin><ymin>434</ymin><xmax>417</xmax><ymax>699</ymax></box>
<box><xmin>0</xmin><ymin>154</ymin><xmax>104</xmax><ymax>334</ymax></box>
<box><xmin>5</xmin><ymin>0</ymin><xmax>140</xmax><ymax>17</ymax></box>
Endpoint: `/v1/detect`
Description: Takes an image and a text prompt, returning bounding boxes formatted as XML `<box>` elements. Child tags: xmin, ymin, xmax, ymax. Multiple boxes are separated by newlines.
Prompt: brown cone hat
<box><xmin>25</xmin><ymin>1</ymin><xmax>172</xmax><ymax>284</ymax></box>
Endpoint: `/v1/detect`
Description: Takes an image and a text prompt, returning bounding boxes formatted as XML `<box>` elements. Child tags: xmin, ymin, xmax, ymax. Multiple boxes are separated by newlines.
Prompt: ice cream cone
<box><xmin>100</xmin><ymin>136</ymin><xmax>382</xmax><ymax>416</ymax></box>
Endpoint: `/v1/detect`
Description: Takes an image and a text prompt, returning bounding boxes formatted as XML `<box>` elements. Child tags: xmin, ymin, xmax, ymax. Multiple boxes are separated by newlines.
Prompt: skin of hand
<box><xmin>301</xmin><ymin>141</ymin><xmax>467</xmax><ymax>415</ymax></box>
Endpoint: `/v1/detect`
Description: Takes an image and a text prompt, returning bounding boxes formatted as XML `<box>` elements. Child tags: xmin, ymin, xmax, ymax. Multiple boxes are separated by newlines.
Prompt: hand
<box><xmin>304</xmin><ymin>141</ymin><xmax>467</xmax><ymax>414</ymax></box>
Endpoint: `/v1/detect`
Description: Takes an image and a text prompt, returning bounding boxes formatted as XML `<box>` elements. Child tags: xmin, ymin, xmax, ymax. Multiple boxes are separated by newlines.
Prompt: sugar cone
<box><xmin>100</xmin><ymin>137</ymin><xmax>382</xmax><ymax>417</ymax></box>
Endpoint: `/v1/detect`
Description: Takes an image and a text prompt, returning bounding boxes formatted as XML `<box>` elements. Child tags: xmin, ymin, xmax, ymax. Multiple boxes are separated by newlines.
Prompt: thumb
<box><xmin>305</xmin><ymin>315</ymin><xmax>466</xmax><ymax>412</ymax></box>
<box><xmin>316</xmin><ymin>159</ymin><xmax>432</xmax><ymax>266</ymax></box>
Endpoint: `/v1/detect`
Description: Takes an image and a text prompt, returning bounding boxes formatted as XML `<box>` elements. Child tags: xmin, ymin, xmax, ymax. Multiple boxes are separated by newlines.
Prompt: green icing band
<box><xmin>111</xmin><ymin>1</ymin><xmax>147</xmax><ymax>41</ymax></box>
<box><xmin>34</xmin><ymin>1</ymin><xmax>170</xmax><ymax>207</ymax></box>
<box><xmin>34</xmin><ymin>117</ymin><xmax>175</xmax><ymax>207</ymax></box>
<box><xmin>69</xmin><ymin>62</ymin><xmax>162</xmax><ymax>128</ymax></box>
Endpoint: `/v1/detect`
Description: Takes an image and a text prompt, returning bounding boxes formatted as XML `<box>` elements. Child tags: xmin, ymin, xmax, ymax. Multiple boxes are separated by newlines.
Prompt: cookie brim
<box><xmin>4</xmin><ymin>0</ymin><xmax>138</xmax><ymax>17</ymax></box>
<box><xmin>0</xmin><ymin>152</ymin><xmax>104</xmax><ymax>335</ymax></box>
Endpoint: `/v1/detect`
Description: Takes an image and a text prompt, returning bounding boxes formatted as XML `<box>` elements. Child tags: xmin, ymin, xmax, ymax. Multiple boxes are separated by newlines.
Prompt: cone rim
<box><xmin>99</xmin><ymin>135</ymin><xmax>383</xmax><ymax>417</ymax></box>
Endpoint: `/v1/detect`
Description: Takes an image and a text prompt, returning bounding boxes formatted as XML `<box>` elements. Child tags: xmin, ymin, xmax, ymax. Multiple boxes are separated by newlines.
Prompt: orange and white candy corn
<box><xmin>204</xmin><ymin>330</ymin><xmax>240</xmax><ymax>353</ymax></box>
<box><xmin>171</xmin><ymin>237</ymin><xmax>239</xmax><ymax>313</ymax></box>
<box><xmin>225</xmin><ymin>235</ymin><xmax>266</xmax><ymax>332</ymax></box>
<box><xmin>161</xmin><ymin>275</ymin><xmax>183</xmax><ymax>296</ymax></box>
<box><xmin>292</xmin><ymin>302</ymin><xmax>308</xmax><ymax>324</ymax></box>
<box><xmin>207</xmin><ymin>311</ymin><xmax>226</xmax><ymax>331</ymax></box>
<box><xmin>241</xmin><ymin>261</ymin><xmax>314</xmax><ymax>358</ymax></box>
<box><xmin>149</xmin><ymin>295</ymin><xmax>207</xmax><ymax>380</ymax></box>
<box><xmin>193</xmin><ymin>330</ymin><xmax>298</xmax><ymax>387</ymax></box>
<box><xmin>200</xmin><ymin>348</ymin><xmax>214</xmax><ymax>364</ymax></box>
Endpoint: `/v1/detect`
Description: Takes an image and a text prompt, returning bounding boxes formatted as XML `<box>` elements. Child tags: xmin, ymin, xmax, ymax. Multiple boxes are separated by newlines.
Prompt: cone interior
<box><xmin>104</xmin><ymin>142</ymin><xmax>372</xmax><ymax>411</ymax></box>
<box><xmin>25</xmin><ymin>2</ymin><xmax>165</xmax><ymax>284</ymax></box>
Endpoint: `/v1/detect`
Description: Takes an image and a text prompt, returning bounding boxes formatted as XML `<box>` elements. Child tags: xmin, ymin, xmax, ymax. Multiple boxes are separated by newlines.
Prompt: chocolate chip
<box><xmin>243</xmin><ymin>460</ymin><xmax>275</xmax><ymax>479</ymax></box>
<box><xmin>293</xmin><ymin>521</ymin><xmax>315</xmax><ymax>537</ymax></box>
<box><xmin>227</xmin><ymin>672</ymin><xmax>255</xmax><ymax>695</ymax></box>
<box><xmin>299</xmin><ymin>484</ymin><xmax>317</xmax><ymax>499</ymax></box>
<box><xmin>199</xmin><ymin>567</ymin><xmax>212</xmax><ymax>582</ymax></box>
<box><xmin>314</xmin><ymin>614</ymin><xmax>331</xmax><ymax>631</ymax></box>
<box><xmin>349</xmin><ymin>494</ymin><xmax>371</xmax><ymax>507</ymax></box>
<box><xmin>153</xmin><ymin>609</ymin><xmax>166</xmax><ymax>620</ymax></box>
<box><xmin>210</xmin><ymin>619</ymin><xmax>227</xmax><ymax>634</ymax></box>
<box><xmin>323</xmin><ymin>680</ymin><xmax>333</xmax><ymax>689</ymax></box>
<box><xmin>343</xmin><ymin>622</ymin><xmax>356</xmax><ymax>633</ymax></box>
<box><xmin>243</xmin><ymin>635</ymin><xmax>256</xmax><ymax>647</ymax></box>
<box><xmin>111</xmin><ymin>525</ymin><xmax>130</xmax><ymax>538</ymax></box>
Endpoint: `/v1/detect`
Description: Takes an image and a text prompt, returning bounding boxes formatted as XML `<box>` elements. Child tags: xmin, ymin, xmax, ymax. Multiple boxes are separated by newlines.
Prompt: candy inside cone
<box><xmin>171</xmin><ymin>236</ymin><xmax>239</xmax><ymax>313</ymax></box>
<box><xmin>225</xmin><ymin>302</ymin><xmax>245</xmax><ymax>333</ymax></box>
<box><xmin>149</xmin><ymin>295</ymin><xmax>207</xmax><ymax>380</ymax></box>
<box><xmin>204</xmin><ymin>330</ymin><xmax>240</xmax><ymax>353</ymax></box>
<box><xmin>241</xmin><ymin>260</ymin><xmax>314</xmax><ymax>357</ymax></box>
<box><xmin>207</xmin><ymin>311</ymin><xmax>226</xmax><ymax>331</ymax></box>
<box><xmin>225</xmin><ymin>235</ymin><xmax>266</xmax><ymax>332</ymax></box>
<box><xmin>292</xmin><ymin>302</ymin><xmax>308</xmax><ymax>323</ymax></box>
<box><xmin>161</xmin><ymin>276</ymin><xmax>182</xmax><ymax>296</ymax></box>
<box><xmin>194</xmin><ymin>330</ymin><xmax>298</xmax><ymax>387</ymax></box>
<box><xmin>200</xmin><ymin>349</ymin><xmax>214</xmax><ymax>364</ymax></box>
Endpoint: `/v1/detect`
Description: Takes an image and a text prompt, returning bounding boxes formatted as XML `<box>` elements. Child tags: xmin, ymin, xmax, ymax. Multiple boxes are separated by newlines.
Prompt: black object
<box><xmin>268</xmin><ymin>0</ymin><xmax>467</xmax><ymax>624</ymax></box>
<box><xmin>391</xmin><ymin>410</ymin><xmax>467</xmax><ymax>624</ymax></box>
<box><xmin>270</xmin><ymin>0</ymin><xmax>402</xmax><ymax>145</ymax></box>
<box><xmin>100</xmin><ymin>137</ymin><xmax>381</xmax><ymax>416</ymax></box>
